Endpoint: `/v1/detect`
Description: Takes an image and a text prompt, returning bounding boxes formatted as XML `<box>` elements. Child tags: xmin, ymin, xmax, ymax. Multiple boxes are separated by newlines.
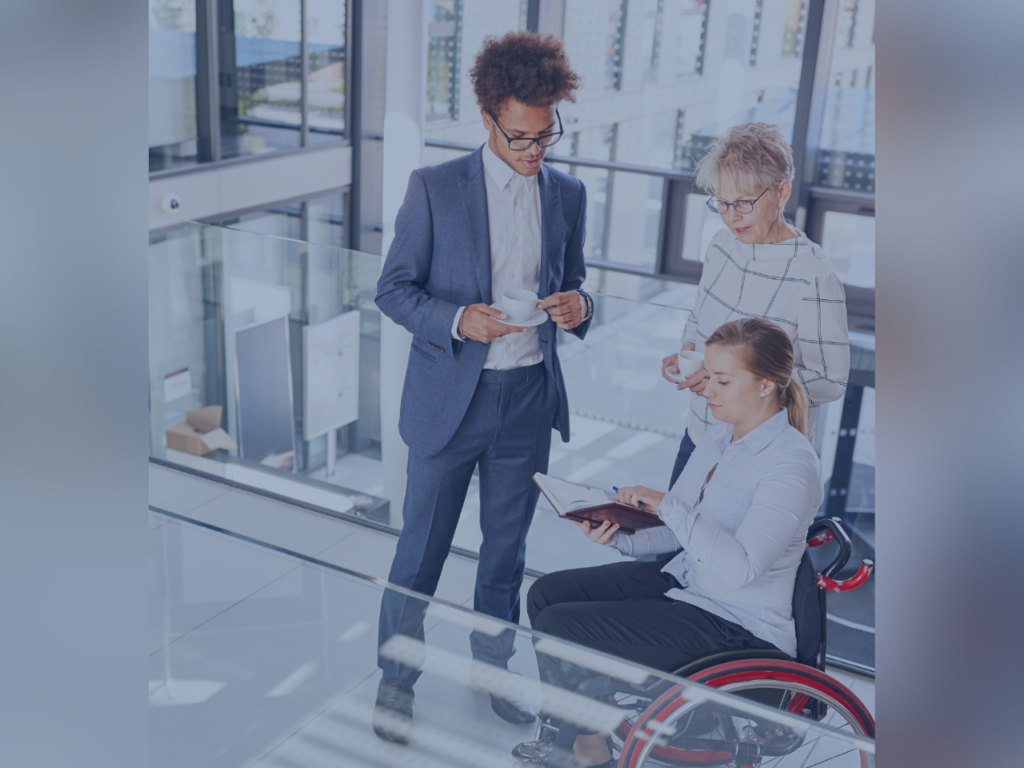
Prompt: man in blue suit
<box><xmin>373</xmin><ymin>32</ymin><xmax>591</xmax><ymax>742</ymax></box>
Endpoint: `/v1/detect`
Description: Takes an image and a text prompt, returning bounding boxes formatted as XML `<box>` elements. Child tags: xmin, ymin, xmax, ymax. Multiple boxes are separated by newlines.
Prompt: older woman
<box><xmin>663</xmin><ymin>122</ymin><xmax>849</xmax><ymax>487</ymax></box>
<box><xmin>513</xmin><ymin>319</ymin><xmax>824</xmax><ymax>768</ymax></box>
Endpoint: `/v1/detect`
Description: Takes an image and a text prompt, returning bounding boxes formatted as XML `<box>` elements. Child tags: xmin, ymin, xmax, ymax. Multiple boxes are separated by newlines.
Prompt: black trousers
<box><xmin>528</xmin><ymin>560</ymin><xmax>777</xmax><ymax>738</ymax></box>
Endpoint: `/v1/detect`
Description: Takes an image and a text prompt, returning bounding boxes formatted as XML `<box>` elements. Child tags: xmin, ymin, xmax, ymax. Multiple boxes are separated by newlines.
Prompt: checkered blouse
<box><xmin>682</xmin><ymin>228</ymin><xmax>850</xmax><ymax>444</ymax></box>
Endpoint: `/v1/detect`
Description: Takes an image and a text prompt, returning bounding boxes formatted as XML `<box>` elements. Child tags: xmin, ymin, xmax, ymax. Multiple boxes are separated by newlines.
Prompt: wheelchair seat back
<box><xmin>792</xmin><ymin>550</ymin><xmax>823</xmax><ymax>668</ymax></box>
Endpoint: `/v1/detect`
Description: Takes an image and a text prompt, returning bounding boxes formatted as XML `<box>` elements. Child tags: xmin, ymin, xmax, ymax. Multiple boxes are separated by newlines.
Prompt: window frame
<box><xmin>150</xmin><ymin>0</ymin><xmax>351</xmax><ymax>173</ymax></box>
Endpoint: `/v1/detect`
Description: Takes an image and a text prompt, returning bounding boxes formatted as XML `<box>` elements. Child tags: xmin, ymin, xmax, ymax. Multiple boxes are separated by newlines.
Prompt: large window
<box><xmin>805</xmin><ymin>0</ymin><xmax>875</xmax><ymax>296</ymax></box>
<box><xmin>306</xmin><ymin>0</ymin><xmax>348</xmax><ymax>143</ymax></box>
<box><xmin>149</xmin><ymin>0</ymin><xmax>200</xmax><ymax>171</ymax></box>
<box><xmin>555</xmin><ymin>0</ymin><xmax>809</xmax><ymax>279</ymax></box>
<box><xmin>223</xmin><ymin>0</ymin><xmax>304</xmax><ymax>158</ymax></box>
<box><xmin>421</xmin><ymin>0</ymin><xmax>530</xmax><ymax>155</ymax></box>
<box><xmin>148</xmin><ymin>0</ymin><xmax>348</xmax><ymax>173</ymax></box>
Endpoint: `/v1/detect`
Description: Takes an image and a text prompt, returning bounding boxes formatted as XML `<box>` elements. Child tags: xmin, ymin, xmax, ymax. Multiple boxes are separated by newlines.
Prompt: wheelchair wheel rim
<box><xmin>621</xmin><ymin>662</ymin><xmax>874</xmax><ymax>768</ymax></box>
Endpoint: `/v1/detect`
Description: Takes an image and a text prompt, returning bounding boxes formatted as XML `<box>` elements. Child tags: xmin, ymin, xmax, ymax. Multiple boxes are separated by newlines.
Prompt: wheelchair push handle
<box><xmin>806</xmin><ymin>517</ymin><xmax>852</xmax><ymax>578</ymax></box>
<box><xmin>817</xmin><ymin>559</ymin><xmax>874</xmax><ymax>592</ymax></box>
<box><xmin>806</xmin><ymin>517</ymin><xmax>873</xmax><ymax>591</ymax></box>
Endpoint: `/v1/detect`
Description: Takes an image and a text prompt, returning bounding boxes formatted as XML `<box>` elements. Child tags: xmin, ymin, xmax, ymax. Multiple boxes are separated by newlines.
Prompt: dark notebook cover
<box><xmin>561</xmin><ymin>503</ymin><xmax>666</xmax><ymax>535</ymax></box>
<box><xmin>532</xmin><ymin>477</ymin><xmax>666</xmax><ymax>535</ymax></box>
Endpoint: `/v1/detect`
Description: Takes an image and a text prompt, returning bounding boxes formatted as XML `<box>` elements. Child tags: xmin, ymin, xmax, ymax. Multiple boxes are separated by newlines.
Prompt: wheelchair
<box><xmin>533</xmin><ymin>518</ymin><xmax>875</xmax><ymax>768</ymax></box>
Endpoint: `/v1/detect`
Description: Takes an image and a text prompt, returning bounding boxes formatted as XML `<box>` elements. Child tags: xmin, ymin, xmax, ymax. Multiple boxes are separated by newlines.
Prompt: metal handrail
<box><xmin>424</xmin><ymin>138</ymin><xmax>697</xmax><ymax>181</ymax></box>
<box><xmin>233</xmin><ymin>114</ymin><xmax>345</xmax><ymax>136</ymax></box>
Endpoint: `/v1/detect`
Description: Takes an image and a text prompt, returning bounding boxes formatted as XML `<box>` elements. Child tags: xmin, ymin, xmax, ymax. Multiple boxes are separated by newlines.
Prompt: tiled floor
<box><xmin>150</xmin><ymin>463</ymin><xmax>875</xmax><ymax>768</ymax></box>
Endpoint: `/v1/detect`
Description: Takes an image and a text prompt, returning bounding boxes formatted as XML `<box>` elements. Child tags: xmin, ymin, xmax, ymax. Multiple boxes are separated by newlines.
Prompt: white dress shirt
<box><xmin>610</xmin><ymin>409</ymin><xmax>823</xmax><ymax>658</ymax></box>
<box><xmin>681</xmin><ymin>228</ymin><xmax>850</xmax><ymax>444</ymax></box>
<box><xmin>451</xmin><ymin>143</ymin><xmax>588</xmax><ymax>370</ymax></box>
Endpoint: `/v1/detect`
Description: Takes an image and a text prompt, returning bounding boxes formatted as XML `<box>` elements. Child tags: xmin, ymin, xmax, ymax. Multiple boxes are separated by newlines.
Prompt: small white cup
<box><xmin>501</xmin><ymin>289</ymin><xmax>539</xmax><ymax>323</ymax></box>
<box><xmin>673</xmin><ymin>350</ymin><xmax>705</xmax><ymax>380</ymax></box>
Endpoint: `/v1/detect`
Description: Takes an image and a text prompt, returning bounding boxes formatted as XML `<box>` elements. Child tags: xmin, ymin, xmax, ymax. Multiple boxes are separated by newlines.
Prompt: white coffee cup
<box><xmin>673</xmin><ymin>349</ymin><xmax>705</xmax><ymax>380</ymax></box>
<box><xmin>501</xmin><ymin>288</ymin><xmax>539</xmax><ymax>323</ymax></box>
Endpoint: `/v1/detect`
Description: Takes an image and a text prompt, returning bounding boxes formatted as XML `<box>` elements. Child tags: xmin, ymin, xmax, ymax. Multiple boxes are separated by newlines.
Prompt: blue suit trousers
<box><xmin>378</xmin><ymin>362</ymin><xmax>557</xmax><ymax>684</ymax></box>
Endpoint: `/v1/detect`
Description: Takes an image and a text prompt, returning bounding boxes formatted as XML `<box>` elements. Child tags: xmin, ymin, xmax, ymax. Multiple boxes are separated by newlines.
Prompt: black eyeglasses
<box><xmin>488</xmin><ymin>109</ymin><xmax>563</xmax><ymax>151</ymax></box>
<box><xmin>706</xmin><ymin>187</ymin><xmax>771</xmax><ymax>215</ymax></box>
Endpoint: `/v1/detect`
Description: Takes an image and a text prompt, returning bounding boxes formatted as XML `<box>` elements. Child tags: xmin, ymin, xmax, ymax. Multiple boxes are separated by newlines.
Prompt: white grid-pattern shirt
<box><xmin>682</xmin><ymin>228</ymin><xmax>850</xmax><ymax>444</ymax></box>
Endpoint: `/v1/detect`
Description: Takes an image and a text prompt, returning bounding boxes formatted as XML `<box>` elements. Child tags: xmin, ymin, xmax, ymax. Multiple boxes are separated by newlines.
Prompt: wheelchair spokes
<box><xmin>614</xmin><ymin>661</ymin><xmax>874</xmax><ymax>768</ymax></box>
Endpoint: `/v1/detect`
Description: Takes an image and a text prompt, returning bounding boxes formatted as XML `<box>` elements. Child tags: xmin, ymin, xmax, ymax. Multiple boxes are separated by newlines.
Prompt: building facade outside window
<box><xmin>426</xmin><ymin>0</ymin><xmax>464</xmax><ymax>121</ymax></box>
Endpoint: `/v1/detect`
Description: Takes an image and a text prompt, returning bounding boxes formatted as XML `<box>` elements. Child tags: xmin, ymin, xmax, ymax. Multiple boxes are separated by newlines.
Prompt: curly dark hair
<box><xmin>470</xmin><ymin>31</ymin><xmax>581</xmax><ymax>116</ymax></box>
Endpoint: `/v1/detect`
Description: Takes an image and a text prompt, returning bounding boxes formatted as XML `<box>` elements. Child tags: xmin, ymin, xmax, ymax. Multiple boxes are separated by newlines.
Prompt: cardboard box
<box><xmin>165</xmin><ymin>405</ymin><xmax>238</xmax><ymax>456</ymax></box>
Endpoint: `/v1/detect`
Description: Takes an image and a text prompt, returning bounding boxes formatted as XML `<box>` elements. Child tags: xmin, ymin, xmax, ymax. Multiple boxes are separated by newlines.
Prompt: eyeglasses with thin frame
<box><xmin>706</xmin><ymin>187</ymin><xmax>771</xmax><ymax>215</ymax></box>
<box><xmin>488</xmin><ymin>109</ymin><xmax>563</xmax><ymax>151</ymax></box>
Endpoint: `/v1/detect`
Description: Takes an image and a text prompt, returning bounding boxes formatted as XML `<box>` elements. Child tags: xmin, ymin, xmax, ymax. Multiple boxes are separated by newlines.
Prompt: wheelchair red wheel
<box><xmin>617</xmin><ymin>659</ymin><xmax>874</xmax><ymax>768</ymax></box>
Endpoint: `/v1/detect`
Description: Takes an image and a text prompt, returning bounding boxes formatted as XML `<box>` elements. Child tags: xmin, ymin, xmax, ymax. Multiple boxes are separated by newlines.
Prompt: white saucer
<box><xmin>667</xmin><ymin>367</ymin><xmax>708</xmax><ymax>383</ymax></box>
<box><xmin>490</xmin><ymin>304</ymin><xmax>549</xmax><ymax>327</ymax></box>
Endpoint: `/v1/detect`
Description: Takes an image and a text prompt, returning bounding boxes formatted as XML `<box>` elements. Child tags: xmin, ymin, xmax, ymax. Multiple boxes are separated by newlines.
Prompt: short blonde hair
<box><xmin>694</xmin><ymin>122</ymin><xmax>794</xmax><ymax>196</ymax></box>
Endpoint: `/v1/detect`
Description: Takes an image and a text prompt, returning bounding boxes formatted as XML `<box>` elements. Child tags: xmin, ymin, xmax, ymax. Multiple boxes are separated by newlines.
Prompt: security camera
<box><xmin>160</xmin><ymin>193</ymin><xmax>182</xmax><ymax>213</ymax></box>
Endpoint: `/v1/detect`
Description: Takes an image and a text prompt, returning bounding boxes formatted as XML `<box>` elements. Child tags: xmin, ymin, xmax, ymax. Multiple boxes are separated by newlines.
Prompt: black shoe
<box><xmin>490</xmin><ymin>692</ymin><xmax>538</xmax><ymax>725</ymax></box>
<box><xmin>470</xmin><ymin>666</ymin><xmax>538</xmax><ymax>725</ymax></box>
<box><xmin>512</xmin><ymin>737</ymin><xmax>556</xmax><ymax>763</ymax></box>
<box><xmin>372</xmin><ymin>677</ymin><xmax>414</xmax><ymax>744</ymax></box>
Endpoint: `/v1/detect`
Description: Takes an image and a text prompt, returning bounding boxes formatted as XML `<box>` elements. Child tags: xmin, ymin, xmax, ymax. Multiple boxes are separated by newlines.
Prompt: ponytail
<box><xmin>706</xmin><ymin>317</ymin><xmax>811</xmax><ymax>441</ymax></box>
<box><xmin>779</xmin><ymin>377</ymin><xmax>808</xmax><ymax>438</ymax></box>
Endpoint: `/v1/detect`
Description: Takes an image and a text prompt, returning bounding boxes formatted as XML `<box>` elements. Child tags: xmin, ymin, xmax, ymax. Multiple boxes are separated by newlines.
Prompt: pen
<box><xmin>612</xmin><ymin>487</ymin><xmax>647</xmax><ymax>508</ymax></box>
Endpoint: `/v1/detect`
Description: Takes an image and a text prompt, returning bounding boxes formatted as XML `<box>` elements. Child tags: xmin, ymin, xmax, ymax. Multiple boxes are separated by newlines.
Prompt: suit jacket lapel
<box><xmin>538</xmin><ymin>164</ymin><xmax>563</xmax><ymax>297</ymax></box>
<box><xmin>458</xmin><ymin>148</ymin><xmax>492</xmax><ymax>304</ymax></box>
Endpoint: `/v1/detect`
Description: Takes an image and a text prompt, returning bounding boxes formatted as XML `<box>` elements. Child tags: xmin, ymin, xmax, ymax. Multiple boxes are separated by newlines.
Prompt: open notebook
<box><xmin>533</xmin><ymin>473</ymin><xmax>665</xmax><ymax>534</ymax></box>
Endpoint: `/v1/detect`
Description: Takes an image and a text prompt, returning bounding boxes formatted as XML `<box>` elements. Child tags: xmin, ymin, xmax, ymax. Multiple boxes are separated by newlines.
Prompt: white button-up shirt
<box><xmin>451</xmin><ymin>143</ymin><xmax>589</xmax><ymax>370</ymax></box>
<box><xmin>611</xmin><ymin>409</ymin><xmax>823</xmax><ymax>657</ymax></box>
<box><xmin>451</xmin><ymin>143</ymin><xmax>544</xmax><ymax>369</ymax></box>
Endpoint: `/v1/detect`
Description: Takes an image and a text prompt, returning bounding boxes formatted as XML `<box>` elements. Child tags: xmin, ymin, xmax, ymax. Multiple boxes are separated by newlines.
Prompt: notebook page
<box><xmin>535</xmin><ymin>474</ymin><xmax>609</xmax><ymax>513</ymax></box>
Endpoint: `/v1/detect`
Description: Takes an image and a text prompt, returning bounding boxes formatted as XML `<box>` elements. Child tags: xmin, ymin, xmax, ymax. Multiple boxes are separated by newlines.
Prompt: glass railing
<box><xmin>149</xmin><ymin>215</ymin><xmax>875</xmax><ymax>671</ymax></box>
<box><xmin>148</xmin><ymin>215</ymin><xmax>699</xmax><ymax>546</ymax></box>
<box><xmin>149</xmin><ymin>215</ymin><xmax>387</xmax><ymax>521</ymax></box>
<box><xmin>150</xmin><ymin>508</ymin><xmax>874</xmax><ymax>768</ymax></box>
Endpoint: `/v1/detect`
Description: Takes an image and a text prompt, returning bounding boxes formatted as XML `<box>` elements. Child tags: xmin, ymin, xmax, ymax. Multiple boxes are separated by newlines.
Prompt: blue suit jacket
<box><xmin>376</xmin><ymin>146</ymin><xmax>590</xmax><ymax>457</ymax></box>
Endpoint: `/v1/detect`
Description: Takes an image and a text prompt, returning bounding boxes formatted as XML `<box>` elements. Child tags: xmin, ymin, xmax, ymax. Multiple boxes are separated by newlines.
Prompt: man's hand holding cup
<box><xmin>460</xmin><ymin>304</ymin><xmax>527</xmax><ymax>343</ymax></box>
<box><xmin>538</xmin><ymin>291</ymin><xmax>584</xmax><ymax>330</ymax></box>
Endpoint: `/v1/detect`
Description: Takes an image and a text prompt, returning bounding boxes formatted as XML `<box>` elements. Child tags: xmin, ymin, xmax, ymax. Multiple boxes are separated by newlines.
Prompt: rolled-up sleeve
<box><xmin>795</xmin><ymin>270</ymin><xmax>849</xmax><ymax>406</ymax></box>
<box><xmin>658</xmin><ymin>456</ymin><xmax>820</xmax><ymax>590</ymax></box>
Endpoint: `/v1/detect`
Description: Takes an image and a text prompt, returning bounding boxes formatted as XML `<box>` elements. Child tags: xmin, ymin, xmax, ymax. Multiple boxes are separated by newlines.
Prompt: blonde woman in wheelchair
<box><xmin>514</xmin><ymin>318</ymin><xmax>826</xmax><ymax>768</ymax></box>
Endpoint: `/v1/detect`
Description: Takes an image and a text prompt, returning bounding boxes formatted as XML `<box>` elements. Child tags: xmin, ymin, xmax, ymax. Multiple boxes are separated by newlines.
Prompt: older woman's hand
<box><xmin>686</xmin><ymin>368</ymin><xmax>710</xmax><ymax>396</ymax></box>
<box><xmin>613</xmin><ymin>485</ymin><xmax>666</xmax><ymax>511</ymax></box>
<box><xmin>664</xmin><ymin>342</ymin><xmax>708</xmax><ymax>393</ymax></box>
<box><xmin>572</xmin><ymin>519</ymin><xmax>620</xmax><ymax>545</ymax></box>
